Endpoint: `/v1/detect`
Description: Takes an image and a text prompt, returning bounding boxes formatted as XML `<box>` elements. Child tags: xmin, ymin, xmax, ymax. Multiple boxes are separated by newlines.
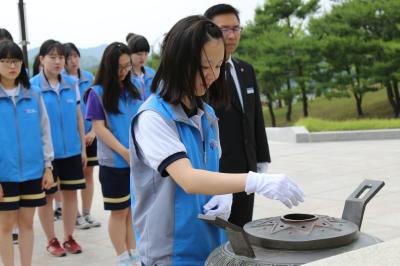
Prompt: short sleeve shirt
<box><xmin>133</xmin><ymin>110</ymin><xmax>188</xmax><ymax>176</ymax></box>
<box><xmin>85</xmin><ymin>89</ymin><xmax>105</xmax><ymax>121</ymax></box>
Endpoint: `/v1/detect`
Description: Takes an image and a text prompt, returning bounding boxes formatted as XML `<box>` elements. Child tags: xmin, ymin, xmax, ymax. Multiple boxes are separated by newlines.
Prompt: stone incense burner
<box><xmin>199</xmin><ymin>179</ymin><xmax>385</xmax><ymax>266</ymax></box>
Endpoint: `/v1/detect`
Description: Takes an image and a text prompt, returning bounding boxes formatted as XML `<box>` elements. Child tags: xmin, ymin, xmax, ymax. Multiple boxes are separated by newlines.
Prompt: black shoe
<box><xmin>12</xmin><ymin>233</ymin><xmax>18</xmax><ymax>244</ymax></box>
<box><xmin>54</xmin><ymin>207</ymin><xmax>62</xmax><ymax>221</ymax></box>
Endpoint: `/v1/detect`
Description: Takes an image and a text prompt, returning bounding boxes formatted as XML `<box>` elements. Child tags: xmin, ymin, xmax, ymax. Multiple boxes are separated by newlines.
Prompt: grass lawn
<box><xmin>263</xmin><ymin>88</ymin><xmax>397</xmax><ymax>128</ymax></box>
<box><xmin>295</xmin><ymin>117</ymin><xmax>400</xmax><ymax>132</ymax></box>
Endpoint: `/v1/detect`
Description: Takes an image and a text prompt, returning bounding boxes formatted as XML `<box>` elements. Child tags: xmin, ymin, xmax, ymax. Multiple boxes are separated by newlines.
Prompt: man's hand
<box><xmin>257</xmin><ymin>162</ymin><xmax>269</xmax><ymax>174</ymax></box>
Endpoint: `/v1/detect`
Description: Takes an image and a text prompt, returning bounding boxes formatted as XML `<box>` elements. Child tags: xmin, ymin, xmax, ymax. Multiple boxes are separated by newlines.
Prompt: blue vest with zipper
<box><xmin>30</xmin><ymin>72</ymin><xmax>81</xmax><ymax>159</ymax></box>
<box><xmin>131</xmin><ymin>94</ymin><xmax>226</xmax><ymax>265</ymax></box>
<box><xmin>92</xmin><ymin>85</ymin><xmax>143</xmax><ymax>168</ymax></box>
<box><xmin>130</xmin><ymin>66</ymin><xmax>155</xmax><ymax>101</ymax></box>
<box><xmin>63</xmin><ymin>69</ymin><xmax>94</xmax><ymax>133</ymax></box>
<box><xmin>0</xmin><ymin>85</ymin><xmax>45</xmax><ymax>182</ymax></box>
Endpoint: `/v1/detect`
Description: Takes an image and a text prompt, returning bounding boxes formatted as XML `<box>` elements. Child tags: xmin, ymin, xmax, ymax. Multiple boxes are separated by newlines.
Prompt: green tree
<box><xmin>309</xmin><ymin>0</ymin><xmax>385</xmax><ymax>117</ymax></box>
<box><xmin>147</xmin><ymin>51</ymin><xmax>160</xmax><ymax>71</ymax></box>
<box><xmin>361</xmin><ymin>0</ymin><xmax>400</xmax><ymax>117</ymax></box>
<box><xmin>238</xmin><ymin>0</ymin><xmax>320</xmax><ymax>122</ymax></box>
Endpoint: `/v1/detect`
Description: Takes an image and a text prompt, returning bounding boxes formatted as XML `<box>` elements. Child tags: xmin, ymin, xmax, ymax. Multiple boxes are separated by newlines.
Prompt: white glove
<box><xmin>203</xmin><ymin>194</ymin><xmax>233</xmax><ymax>220</ymax></box>
<box><xmin>257</xmin><ymin>162</ymin><xmax>269</xmax><ymax>173</ymax></box>
<box><xmin>245</xmin><ymin>171</ymin><xmax>304</xmax><ymax>208</ymax></box>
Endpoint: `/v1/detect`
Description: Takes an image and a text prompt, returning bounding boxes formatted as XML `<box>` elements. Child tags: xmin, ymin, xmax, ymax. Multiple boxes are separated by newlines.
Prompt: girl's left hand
<box><xmin>203</xmin><ymin>194</ymin><xmax>233</xmax><ymax>220</ymax></box>
<box><xmin>0</xmin><ymin>183</ymin><xmax>4</xmax><ymax>200</ymax></box>
<box><xmin>42</xmin><ymin>168</ymin><xmax>54</xmax><ymax>190</ymax></box>
<box><xmin>81</xmin><ymin>152</ymin><xmax>88</xmax><ymax>169</ymax></box>
<box><xmin>85</xmin><ymin>131</ymin><xmax>96</xmax><ymax>146</ymax></box>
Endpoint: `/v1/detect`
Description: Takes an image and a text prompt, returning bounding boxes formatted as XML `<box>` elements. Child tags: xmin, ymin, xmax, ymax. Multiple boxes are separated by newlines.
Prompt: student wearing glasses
<box><xmin>62</xmin><ymin>42</ymin><xmax>101</xmax><ymax>230</ymax></box>
<box><xmin>126</xmin><ymin>33</ymin><xmax>155</xmax><ymax>101</ymax></box>
<box><xmin>0</xmin><ymin>40</ymin><xmax>53</xmax><ymax>266</ymax></box>
<box><xmin>205</xmin><ymin>4</ymin><xmax>272</xmax><ymax>227</ymax></box>
<box><xmin>30</xmin><ymin>39</ymin><xmax>87</xmax><ymax>257</ymax></box>
<box><xmin>85</xmin><ymin>42</ymin><xmax>143</xmax><ymax>266</ymax></box>
<box><xmin>0</xmin><ymin>28</ymin><xmax>21</xmax><ymax>245</ymax></box>
<box><xmin>129</xmin><ymin>15</ymin><xmax>303</xmax><ymax>266</ymax></box>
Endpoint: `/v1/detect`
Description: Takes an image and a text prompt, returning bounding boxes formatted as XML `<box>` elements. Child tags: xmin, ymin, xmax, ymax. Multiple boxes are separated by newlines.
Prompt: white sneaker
<box><xmin>115</xmin><ymin>251</ymin><xmax>132</xmax><ymax>266</ymax></box>
<box><xmin>84</xmin><ymin>214</ymin><xmax>101</xmax><ymax>228</ymax></box>
<box><xmin>130</xmin><ymin>249</ymin><xmax>141</xmax><ymax>266</ymax></box>
<box><xmin>75</xmin><ymin>215</ymin><xmax>91</xmax><ymax>230</ymax></box>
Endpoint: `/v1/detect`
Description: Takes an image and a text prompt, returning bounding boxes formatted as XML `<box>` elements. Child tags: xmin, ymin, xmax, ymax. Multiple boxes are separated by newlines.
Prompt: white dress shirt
<box><xmin>226</xmin><ymin>57</ymin><xmax>244</xmax><ymax>109</ymax></box>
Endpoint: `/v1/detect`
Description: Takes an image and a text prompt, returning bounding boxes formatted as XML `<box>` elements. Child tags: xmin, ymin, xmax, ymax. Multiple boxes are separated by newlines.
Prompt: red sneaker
<box><xmin>63</xmin><ymin>235</ymin><xmax>82</xmax><ymax>254</ymax></box>
<box><xmin>46</xmin><ymin>238</ymin><xmax>66</xmax><ymax>257</ymax></box>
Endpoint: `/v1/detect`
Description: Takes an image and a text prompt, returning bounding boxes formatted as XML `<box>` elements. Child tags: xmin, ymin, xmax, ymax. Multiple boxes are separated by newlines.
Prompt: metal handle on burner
<box><xmin>342</xmin><ymin>179</ymin><xmax>385</xmax><ymax>229</ymax></box>
<box><xmin>198</xmin><ymin>214</ymin><xmax>256</xmax><ymax>258</ymax></box>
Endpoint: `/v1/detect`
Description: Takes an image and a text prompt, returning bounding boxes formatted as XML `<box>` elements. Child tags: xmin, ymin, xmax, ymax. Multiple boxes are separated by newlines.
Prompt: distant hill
<box><xmin>28</xmin><ymin>44</ymin><xmax>106</xmax><ymax>71</ymax></box>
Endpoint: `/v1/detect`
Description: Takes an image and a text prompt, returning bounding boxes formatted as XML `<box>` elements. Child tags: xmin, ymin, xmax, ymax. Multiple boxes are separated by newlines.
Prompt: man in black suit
<box><xmin>205</xmin><ymin>4</ymin><xmax>271</xmax><ymax>227</ymax></box>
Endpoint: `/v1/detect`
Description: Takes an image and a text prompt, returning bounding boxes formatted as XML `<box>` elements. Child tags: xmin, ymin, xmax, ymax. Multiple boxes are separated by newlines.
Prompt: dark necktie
<box><xmin>226</xmin><ymin>62</ymin><xmax>243</xmax><ymax>111</ymax></box>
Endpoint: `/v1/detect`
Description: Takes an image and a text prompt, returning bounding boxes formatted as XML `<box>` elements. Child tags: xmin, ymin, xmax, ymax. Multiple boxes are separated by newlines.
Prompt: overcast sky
<box><xmin>1</xmin><ymin>0</ymin><xmax>332</xmax><ymax>49</ymax></box>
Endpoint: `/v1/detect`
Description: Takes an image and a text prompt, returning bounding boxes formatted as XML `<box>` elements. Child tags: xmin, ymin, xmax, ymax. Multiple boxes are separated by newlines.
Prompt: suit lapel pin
<box><xmin>240</xmin><ymin>68</ymin><xmax>244</xmax><ymax>72</ymax></box>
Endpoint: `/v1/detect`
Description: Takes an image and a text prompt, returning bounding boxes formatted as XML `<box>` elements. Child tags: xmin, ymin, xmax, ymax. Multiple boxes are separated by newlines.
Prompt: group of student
<box><xmin>0</xmin><ymin>27</ymin><xmax>153</xmax><ymax>266</ymax></box>
<box><xmin>0</xmin><ymin>4</ymin><xmax>305</xmax><ymax>266</ymax></box>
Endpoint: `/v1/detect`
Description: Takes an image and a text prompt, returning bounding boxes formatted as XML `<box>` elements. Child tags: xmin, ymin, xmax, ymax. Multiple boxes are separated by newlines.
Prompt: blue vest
<box><xmin>92</xmin><ymin>85</ymin><xmax>142</xmax><ymax>168</ymax></box>
<box><xmin>30</xmin><ymin>72</ymin><xmax>81</xmax><ymax>159</ymax></box>
<box><xmin>130</xmin><ymin>66</ymin><xmax>155</xmax><ymax>100</ymax></box>
<box><xmin>130</xmin><ymin>94</ymin><xmax>226</xmax><ymax>265</ymax></box>
<box><xmin>0</xmin><ymin>85</ymin><xmax>45</xmax><ymax>182</ymax></box>
<box><xmin>63</xmin><ymin>69</ymin><xmax>94</xmax><ymax>133</ymax></box>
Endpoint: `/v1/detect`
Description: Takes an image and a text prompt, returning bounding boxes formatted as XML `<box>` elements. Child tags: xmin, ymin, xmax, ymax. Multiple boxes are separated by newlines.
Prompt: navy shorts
<box><xmin>99</xmin><ymin>166</ymin><xmax>131</xmax><ymax>211</ymax></box>
<box><xmin>86</xmin><ymin>139</ymin><xmax>98</xmax><ymax>167</ymax></box>
<box><xmin>0</xmin><ymin>178</ymin><xmax>47</xmax><ymax>211</ymax></box>
<box><xmin>52</xmin><ymin>155</ymin><xmax>86</xmax><ymax>191</ymax></box>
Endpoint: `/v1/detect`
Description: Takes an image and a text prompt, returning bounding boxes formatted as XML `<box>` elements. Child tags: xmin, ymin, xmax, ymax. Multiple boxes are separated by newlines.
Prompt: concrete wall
<box><xmin>266</xmin><ymin>127</ymin><xmax>400</xmax><ymax>143</ymax></box>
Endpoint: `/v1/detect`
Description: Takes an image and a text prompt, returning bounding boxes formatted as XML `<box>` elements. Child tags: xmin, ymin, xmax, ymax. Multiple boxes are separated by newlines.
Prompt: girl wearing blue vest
<box><xmin>126</xmin><ymin>33</ymin><xmax>155</xmax><ymax>101</ymax></box>
<box><xmin>30</xmin><ymin>40</ymin><xmax>87</xmax><ymax>257</ymax></box>
<box><xmin>129</xmin><ymin>16</ymin><xmax>305</xmax><ymax>266</ymax></box>
<box><xmin>0</xmin><ymin>41</ymin><xmax>53</xmax><ymax>266</ymax></box>
<box><xmin>85</xmin><ymin>42</ymin><xmax>142</xmax><ymax>266</ymax></box>
<box><xmin>63</xmin><ymin>42</ymin><xmax>101</xmax><ymax>229</ymax></box>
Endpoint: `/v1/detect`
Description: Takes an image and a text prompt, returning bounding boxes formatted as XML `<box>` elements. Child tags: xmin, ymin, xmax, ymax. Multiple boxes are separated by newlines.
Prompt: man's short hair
<box><xmin>204</xmin><ymin>4</ymin><xmax>240</xmax><ymax>22</ymax></box>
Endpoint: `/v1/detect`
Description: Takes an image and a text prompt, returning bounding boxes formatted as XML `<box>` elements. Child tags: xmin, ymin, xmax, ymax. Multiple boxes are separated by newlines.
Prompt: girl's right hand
<box><xmin>0</xmin><ymin>183</ymin><xmax>3</xmax><ymax>200</ymax></box>
<box><xmin>85</xmin><ymin>131</ymin><xmax>96</xmax><ymax>146</ymax></box>
<box><xmin>122</xmin><ymin>149</ymin><xmax>130</xmax><ymax>165</ymax></box>
<box><xmin>245</xmin><ymin>171</ymin><xmax>305</xmax><ymax>209</ymax></box>
<box><xmin>42</xmin><ymin>168</ymin><xmax>54</xmax><ymax>190</ymax></box>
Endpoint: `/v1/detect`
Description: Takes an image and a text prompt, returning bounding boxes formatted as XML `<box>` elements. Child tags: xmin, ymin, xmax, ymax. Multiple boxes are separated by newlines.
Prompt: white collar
<box><xmin>226</xmin><ymin>57</ymin><xmax>234</xmax><ymax>67</ymax></box>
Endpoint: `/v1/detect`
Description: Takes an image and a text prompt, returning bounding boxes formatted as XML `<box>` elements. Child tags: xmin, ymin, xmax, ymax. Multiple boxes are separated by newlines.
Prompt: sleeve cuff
<box><xmin>45</xmin><ymin>161</ymin><xmax>53</xmax><ymax>170</ymax></box>
<box><xmin>158</xmin><ymin>152</ymin><xmax>188</xmax><ymax>177</ymax></box>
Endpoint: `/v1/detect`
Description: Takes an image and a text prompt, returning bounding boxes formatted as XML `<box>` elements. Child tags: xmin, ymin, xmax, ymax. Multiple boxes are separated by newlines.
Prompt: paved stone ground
<box><xmin>9</xmin><ymin>139</ymin><xmax>400</xmax><ymax>265</ymax></box>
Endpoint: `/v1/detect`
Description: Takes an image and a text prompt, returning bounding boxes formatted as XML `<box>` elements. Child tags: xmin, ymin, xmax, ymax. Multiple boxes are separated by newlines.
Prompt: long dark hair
<box><xmin>0</xmin><ymin>41</ymin><xmax>30</xmax><ymax>88</ymax></box>
<box><xmin>152</xmin><ymin>15</ymin><xmax>228</xmax><ymax>108</ymax></box>
<box><xmin>63</xmin><ymin>42</ymin><xmax>81</xmax><ymax>78</ymax></box>
<box><xmin>32</xmin><ymin>54</ymin><xmax>41</xmax><ymax>76</ymax></box>
<box><xmin>93</xmin><ymin>42</ymin><xmax>140</xmax><ymax>113</ymax></box>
